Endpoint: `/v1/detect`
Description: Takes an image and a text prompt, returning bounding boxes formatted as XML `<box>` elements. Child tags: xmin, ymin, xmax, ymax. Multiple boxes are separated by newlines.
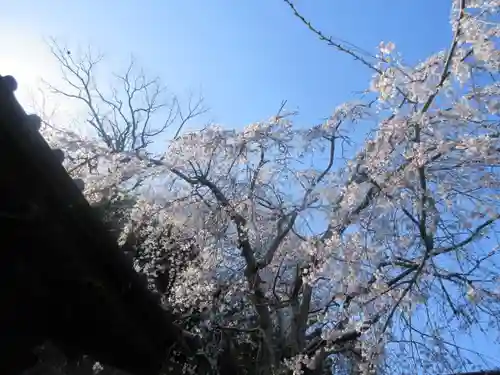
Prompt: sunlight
<box><xmin>0</xmin><ymin>33</ymin><xmax>58</xmax><ymax>106</ymax></box>
<box><xmin>0</xmin><ymin>32</ymin><xmax>85</xmax><ymax>132</ymax></box>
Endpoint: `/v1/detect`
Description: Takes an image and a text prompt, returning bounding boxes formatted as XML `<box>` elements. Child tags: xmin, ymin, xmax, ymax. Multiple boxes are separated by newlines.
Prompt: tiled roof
<box><xmin>0</xmin><ymin>74</ymin><xmax>178</xmax><ymax>375</ymax></box>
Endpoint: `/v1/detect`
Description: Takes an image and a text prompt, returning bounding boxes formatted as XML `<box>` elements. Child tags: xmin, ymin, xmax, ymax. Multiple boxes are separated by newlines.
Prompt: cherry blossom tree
<box><xmin>38</xmin><ymin>1</ymin><xmax>500</xmax><ymax>374</ymax></box>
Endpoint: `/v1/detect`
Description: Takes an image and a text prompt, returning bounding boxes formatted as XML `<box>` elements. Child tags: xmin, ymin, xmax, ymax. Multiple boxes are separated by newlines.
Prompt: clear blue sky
<box><xmin>4</xmin><ymin>0</ymin><xmax>495</xmax><ymax>372</ymax></box>
<box><xmin>1</xmin><ymin>0</ymin><xmax>452</xmax><ymax>127</ymax></box>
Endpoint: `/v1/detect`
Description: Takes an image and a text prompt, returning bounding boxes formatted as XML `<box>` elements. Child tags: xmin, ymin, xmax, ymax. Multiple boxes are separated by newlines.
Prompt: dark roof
<box><xmin>0</xmin><ymin>74</ymin><xmax>179</xmax><ymax>375</ymax></box>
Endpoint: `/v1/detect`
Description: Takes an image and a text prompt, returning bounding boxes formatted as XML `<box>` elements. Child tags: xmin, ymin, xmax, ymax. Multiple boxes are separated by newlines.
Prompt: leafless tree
<box><xmin>44</xmin><ymin>39</ymin><xmax>207</xmax><ymax>154</ymax></box>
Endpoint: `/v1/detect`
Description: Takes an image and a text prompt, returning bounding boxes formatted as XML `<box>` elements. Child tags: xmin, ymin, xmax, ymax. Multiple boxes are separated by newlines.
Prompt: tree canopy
<box><xmin>28</xmin><ymin>1</ymin><xmax>500</xmax><ymax>374</ymax></box>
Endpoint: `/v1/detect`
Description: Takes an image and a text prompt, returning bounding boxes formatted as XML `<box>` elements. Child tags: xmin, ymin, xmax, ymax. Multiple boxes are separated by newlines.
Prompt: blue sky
<box><xmin>1</xmin><ymin>0</ymin><xmax>452</xmax><ymax>128</ymax></box>
<box><xmin>4</xmin><ymin>0</ymin><xmax>496</xmax><ymax>372</ymax></box>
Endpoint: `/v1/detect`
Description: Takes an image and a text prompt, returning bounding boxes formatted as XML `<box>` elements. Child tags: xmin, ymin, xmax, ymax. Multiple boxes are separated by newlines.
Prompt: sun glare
<box><xmin>0</xmin><ymin>33</ymin><xmax>60</xmax><ymax>109</ymax></box>
<box><xmin>0</xmin><ymin>32</ymin><xmax>86</xmax><ymax>132</ymax></box>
